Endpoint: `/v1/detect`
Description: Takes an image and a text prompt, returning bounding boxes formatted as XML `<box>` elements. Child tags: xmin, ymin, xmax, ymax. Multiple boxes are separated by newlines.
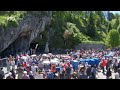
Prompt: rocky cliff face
<box><xmin>0</xmin><ymin>11</ymin><xmax>52</xmax><ymax>55</ymax></box>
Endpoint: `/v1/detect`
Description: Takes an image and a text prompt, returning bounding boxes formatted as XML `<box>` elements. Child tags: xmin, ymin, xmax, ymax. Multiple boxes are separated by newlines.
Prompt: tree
<box><xmin>63</xmin><ymin>22</ymin><xmax>88</xmax><ymax>48</ymax></box>
<box><xmin>87</xmin><ymin>11</ymin><xmax>97</xmax><ymax>39</ymax></box>
<box><xmin>106</xmin><ymin>29</ymin><xmax>120</xmax><ymax>48</ymax></box>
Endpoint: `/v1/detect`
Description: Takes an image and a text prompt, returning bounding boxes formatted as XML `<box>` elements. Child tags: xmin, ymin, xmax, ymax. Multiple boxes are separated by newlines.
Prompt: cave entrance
<box><xmin>30</xmin><ymin>43</ymin><xmax>37</xmax><ymax>49</ymax></box>
<box><xmin>30</xmin><ymin>42</ymin><xmax>45</xmax><ymax>54</ymax></box>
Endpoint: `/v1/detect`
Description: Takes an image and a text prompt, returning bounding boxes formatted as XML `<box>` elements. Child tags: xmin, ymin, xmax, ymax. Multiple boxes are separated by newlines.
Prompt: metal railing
<box><xmin>0</xmin><ymin>58</ymin><xmax>7</xmax><ymax>67</ymax></box>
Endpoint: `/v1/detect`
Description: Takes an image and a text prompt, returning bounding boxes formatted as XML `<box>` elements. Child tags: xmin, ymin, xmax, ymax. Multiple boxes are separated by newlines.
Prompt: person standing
<box><xmin>86</xmin><ymin>65</ymin><xmax>92</xmax><ymax>79</ymax></box>
<box><xmin>17</xmin><ymin>65</ymin><xmax>24</xmax><ymax>79</ymax></box>
<box><xmin>106</xmin><ymin>67</ymin><xmax>112</xmax><ymax>79</ymax></box>
<box><xmin>115</xmin><ymin>71</ymin><xmax>119</xmax><ymax>79</ymax></box>
<box><xmin>22</xmin><ymin>71</ymin><xmax>30</xmax><ymax>79</ymax></box>
<box><xmin>6</xmin><ymin>60</ymin><xmax>11</xmax><ymax>73</ymax></box>
<box><xmin>65</xmin><ymin>65</ymin><xmax>71</xmax><ymax>79</ymax></box>
<box><xmin>29</xmin><ymin>71</ymin><xmax>35</xmax><ymax>79</ymax></box>
<box><xmin>10</xmin><ymin>68</ymin><xmax>16</xmax><ymax>79</ymax></box>
<box><xmin>91</xmin><ymin>66</ymin><xmax>97</xmax><ymax>79</ymax></box>
<box><xmin>31</xmin><ymin>63</ymin><xmax>36</xmax><ymax>76</ymax></box>
<box><xmin>101</xmin><ymin>59</ymin><xmax>107</xmax><ymax>74</ymax></box>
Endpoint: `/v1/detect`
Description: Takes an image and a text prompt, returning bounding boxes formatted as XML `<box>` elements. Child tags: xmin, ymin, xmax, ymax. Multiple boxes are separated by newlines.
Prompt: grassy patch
<box><xmin>81</xmin><ymin>40</ymin><xmax>105</xmax><ymax>44</ymax></box>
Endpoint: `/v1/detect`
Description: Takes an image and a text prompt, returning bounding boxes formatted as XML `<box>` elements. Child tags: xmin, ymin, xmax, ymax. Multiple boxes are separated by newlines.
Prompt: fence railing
<box><xmin>0</xmin><ymin>58</ymin><xmax>7</xmax><ymax>67</ymax></box>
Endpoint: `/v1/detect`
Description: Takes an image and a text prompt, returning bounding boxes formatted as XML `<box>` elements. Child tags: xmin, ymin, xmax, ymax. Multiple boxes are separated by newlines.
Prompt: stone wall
<box><xmin>75</xmin><ymin>43</ymin><xmax>106</xmax><ymax>50</ymax></box>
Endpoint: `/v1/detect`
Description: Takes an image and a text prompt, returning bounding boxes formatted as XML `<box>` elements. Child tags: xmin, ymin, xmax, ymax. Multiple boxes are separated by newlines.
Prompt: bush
<box><xmin>106</xmin><ymin>29</ymin><xmax>120</xmax><ymax>48</ymax></box>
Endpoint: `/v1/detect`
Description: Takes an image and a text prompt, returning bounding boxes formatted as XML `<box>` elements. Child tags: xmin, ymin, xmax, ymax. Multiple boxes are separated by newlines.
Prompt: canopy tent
<box><xmin>113</xmin><ymin>57</ymin><xmax>120</xmax><ymax>62</ymax></box>
<box><xmin>79</xmin><ymin>58</ymin><xmax>100</xmax><ymax>65</ymax></box>
<box><xmin>104</xmin><ymin>52</ymin><xmax>115</xmax><ymax>57</ymax></box>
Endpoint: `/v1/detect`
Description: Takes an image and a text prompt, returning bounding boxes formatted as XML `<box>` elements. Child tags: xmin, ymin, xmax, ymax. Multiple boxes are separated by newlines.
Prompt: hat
<box><xmin>23</xmin><ymin>71</ymin><xmax>27</xmax><ymax>74</ymax></box>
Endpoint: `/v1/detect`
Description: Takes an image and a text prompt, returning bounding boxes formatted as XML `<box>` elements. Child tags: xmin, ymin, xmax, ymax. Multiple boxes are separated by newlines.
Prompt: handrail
<box><xmin>0</xmin><ymin>58</ymin><xmax>7</xmax><ymax>61</ymax></box>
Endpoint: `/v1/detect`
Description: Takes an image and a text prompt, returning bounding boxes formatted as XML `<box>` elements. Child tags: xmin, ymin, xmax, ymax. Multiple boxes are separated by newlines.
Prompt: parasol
<box><xmin>31</xmin><ymin>54</ymin><xmax>37</xmax><ymax>57</ymax></box>
<box><xmin>53</xmin><ymin>58</ymin><xmax>59</xmax><ymax>61</ymax></box>
<box><xmin>42</xmin><ymin>60</ymin><xmax>50</xmax><ymax>64</ymax></box>
<box><xmin>42</xmin><ymin>54</ymin><xmax>48</xmax><ymax>57</ymax></box>
<box><xmin>21</xmin><ymin>56</ymin><xmax>28</xmax><ymax>60</ymax></box>
<box><xmin>50</xmin><ymin>59</ymin><xmax>59</xmax><ymax>64</ymax></box>
<box><xmin>62</xmin><ymin>55</ymin><xmax>71</xmax><ymax>59</ymax></box>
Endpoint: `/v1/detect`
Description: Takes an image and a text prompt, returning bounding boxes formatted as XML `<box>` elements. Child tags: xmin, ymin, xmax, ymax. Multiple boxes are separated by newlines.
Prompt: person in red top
<box><xmin>51</xmin><ymin>64</ymin><xmax>56</xmax><ymax>73</ymax></box>
<box><xmin>101</xmin><ymin>59</ymin><xmax>107</xmax><ymax>74</ymax></box>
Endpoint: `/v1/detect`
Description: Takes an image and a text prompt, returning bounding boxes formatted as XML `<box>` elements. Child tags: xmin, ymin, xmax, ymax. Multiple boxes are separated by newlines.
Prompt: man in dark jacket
<box><xmin>65</xmin><ymin>66</ymin><xmax>71</xmax><ymax>79</ymax></box>
<box><xmin>86</xmin><ymin>65</ymin><xmax>91</xmax><ymax>79</ymax></box>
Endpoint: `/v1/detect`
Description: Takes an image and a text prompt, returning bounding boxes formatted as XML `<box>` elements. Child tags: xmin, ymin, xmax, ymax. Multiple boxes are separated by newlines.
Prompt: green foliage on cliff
<box><xmin>0</xmin><ymin>11</ymin><xmax>26</xmax><ymax>28</ymax></box>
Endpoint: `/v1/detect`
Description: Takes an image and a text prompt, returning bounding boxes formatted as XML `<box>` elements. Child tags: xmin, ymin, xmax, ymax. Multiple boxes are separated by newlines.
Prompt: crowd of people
<box><xmin>0</xmin><ymin>49</ymin><xmax>120</xmax><ymax>79</ymax></box>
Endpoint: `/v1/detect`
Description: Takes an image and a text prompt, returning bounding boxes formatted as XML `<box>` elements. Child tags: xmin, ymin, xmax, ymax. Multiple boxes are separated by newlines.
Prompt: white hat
<box><xmin>24</xmin><ymin>71</ymin><xmax>27</xmax><ymax>74</ymax></box>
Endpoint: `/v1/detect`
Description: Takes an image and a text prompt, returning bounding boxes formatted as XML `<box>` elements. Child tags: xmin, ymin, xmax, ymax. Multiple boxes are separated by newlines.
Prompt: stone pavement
<box><xmin>97</xmin><ymin>70</ymin><xmax>115</xmax><ymax>79</ymax></box>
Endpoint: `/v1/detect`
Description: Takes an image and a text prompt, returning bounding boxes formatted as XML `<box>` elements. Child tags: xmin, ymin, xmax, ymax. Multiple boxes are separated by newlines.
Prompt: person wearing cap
<box><xmin>22</xmin><ymin>71</ymin><xmax>30</xmax><ymax>79</ymax></box>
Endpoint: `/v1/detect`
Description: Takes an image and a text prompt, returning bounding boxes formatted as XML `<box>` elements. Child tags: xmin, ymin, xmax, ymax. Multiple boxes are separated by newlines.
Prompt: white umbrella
<box><xmin>42</xmin><ymin>60</ymin><xmax>50</xmax><ymax>64</ymax></box>
<box><xmin>48</xmin><ymin>53</ymin><xmax>53</xmax><ymax>56</ymax></box>
<box><xmin>50</xmin><ymin>59</ymin><xmax>59</xmax><ymax>64</ymax></box>
<box><xmin>31</xmin><ymin>54</ymin><xmax>37</xmax><ymax>57</ymax></box>
<box><xmin>42</xmin><ymin>54</ymin><xmax>48</xmax><ymax>57</ymax></box>
<box><xmin>21</xmin><ymin>56</ymin><xmax>28</xmax><ymax>60</ymax></box>
<box><xmin>53</xmin><ymin>58</ymin><xmax>59</xmax><ymax>61</ymax></box>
